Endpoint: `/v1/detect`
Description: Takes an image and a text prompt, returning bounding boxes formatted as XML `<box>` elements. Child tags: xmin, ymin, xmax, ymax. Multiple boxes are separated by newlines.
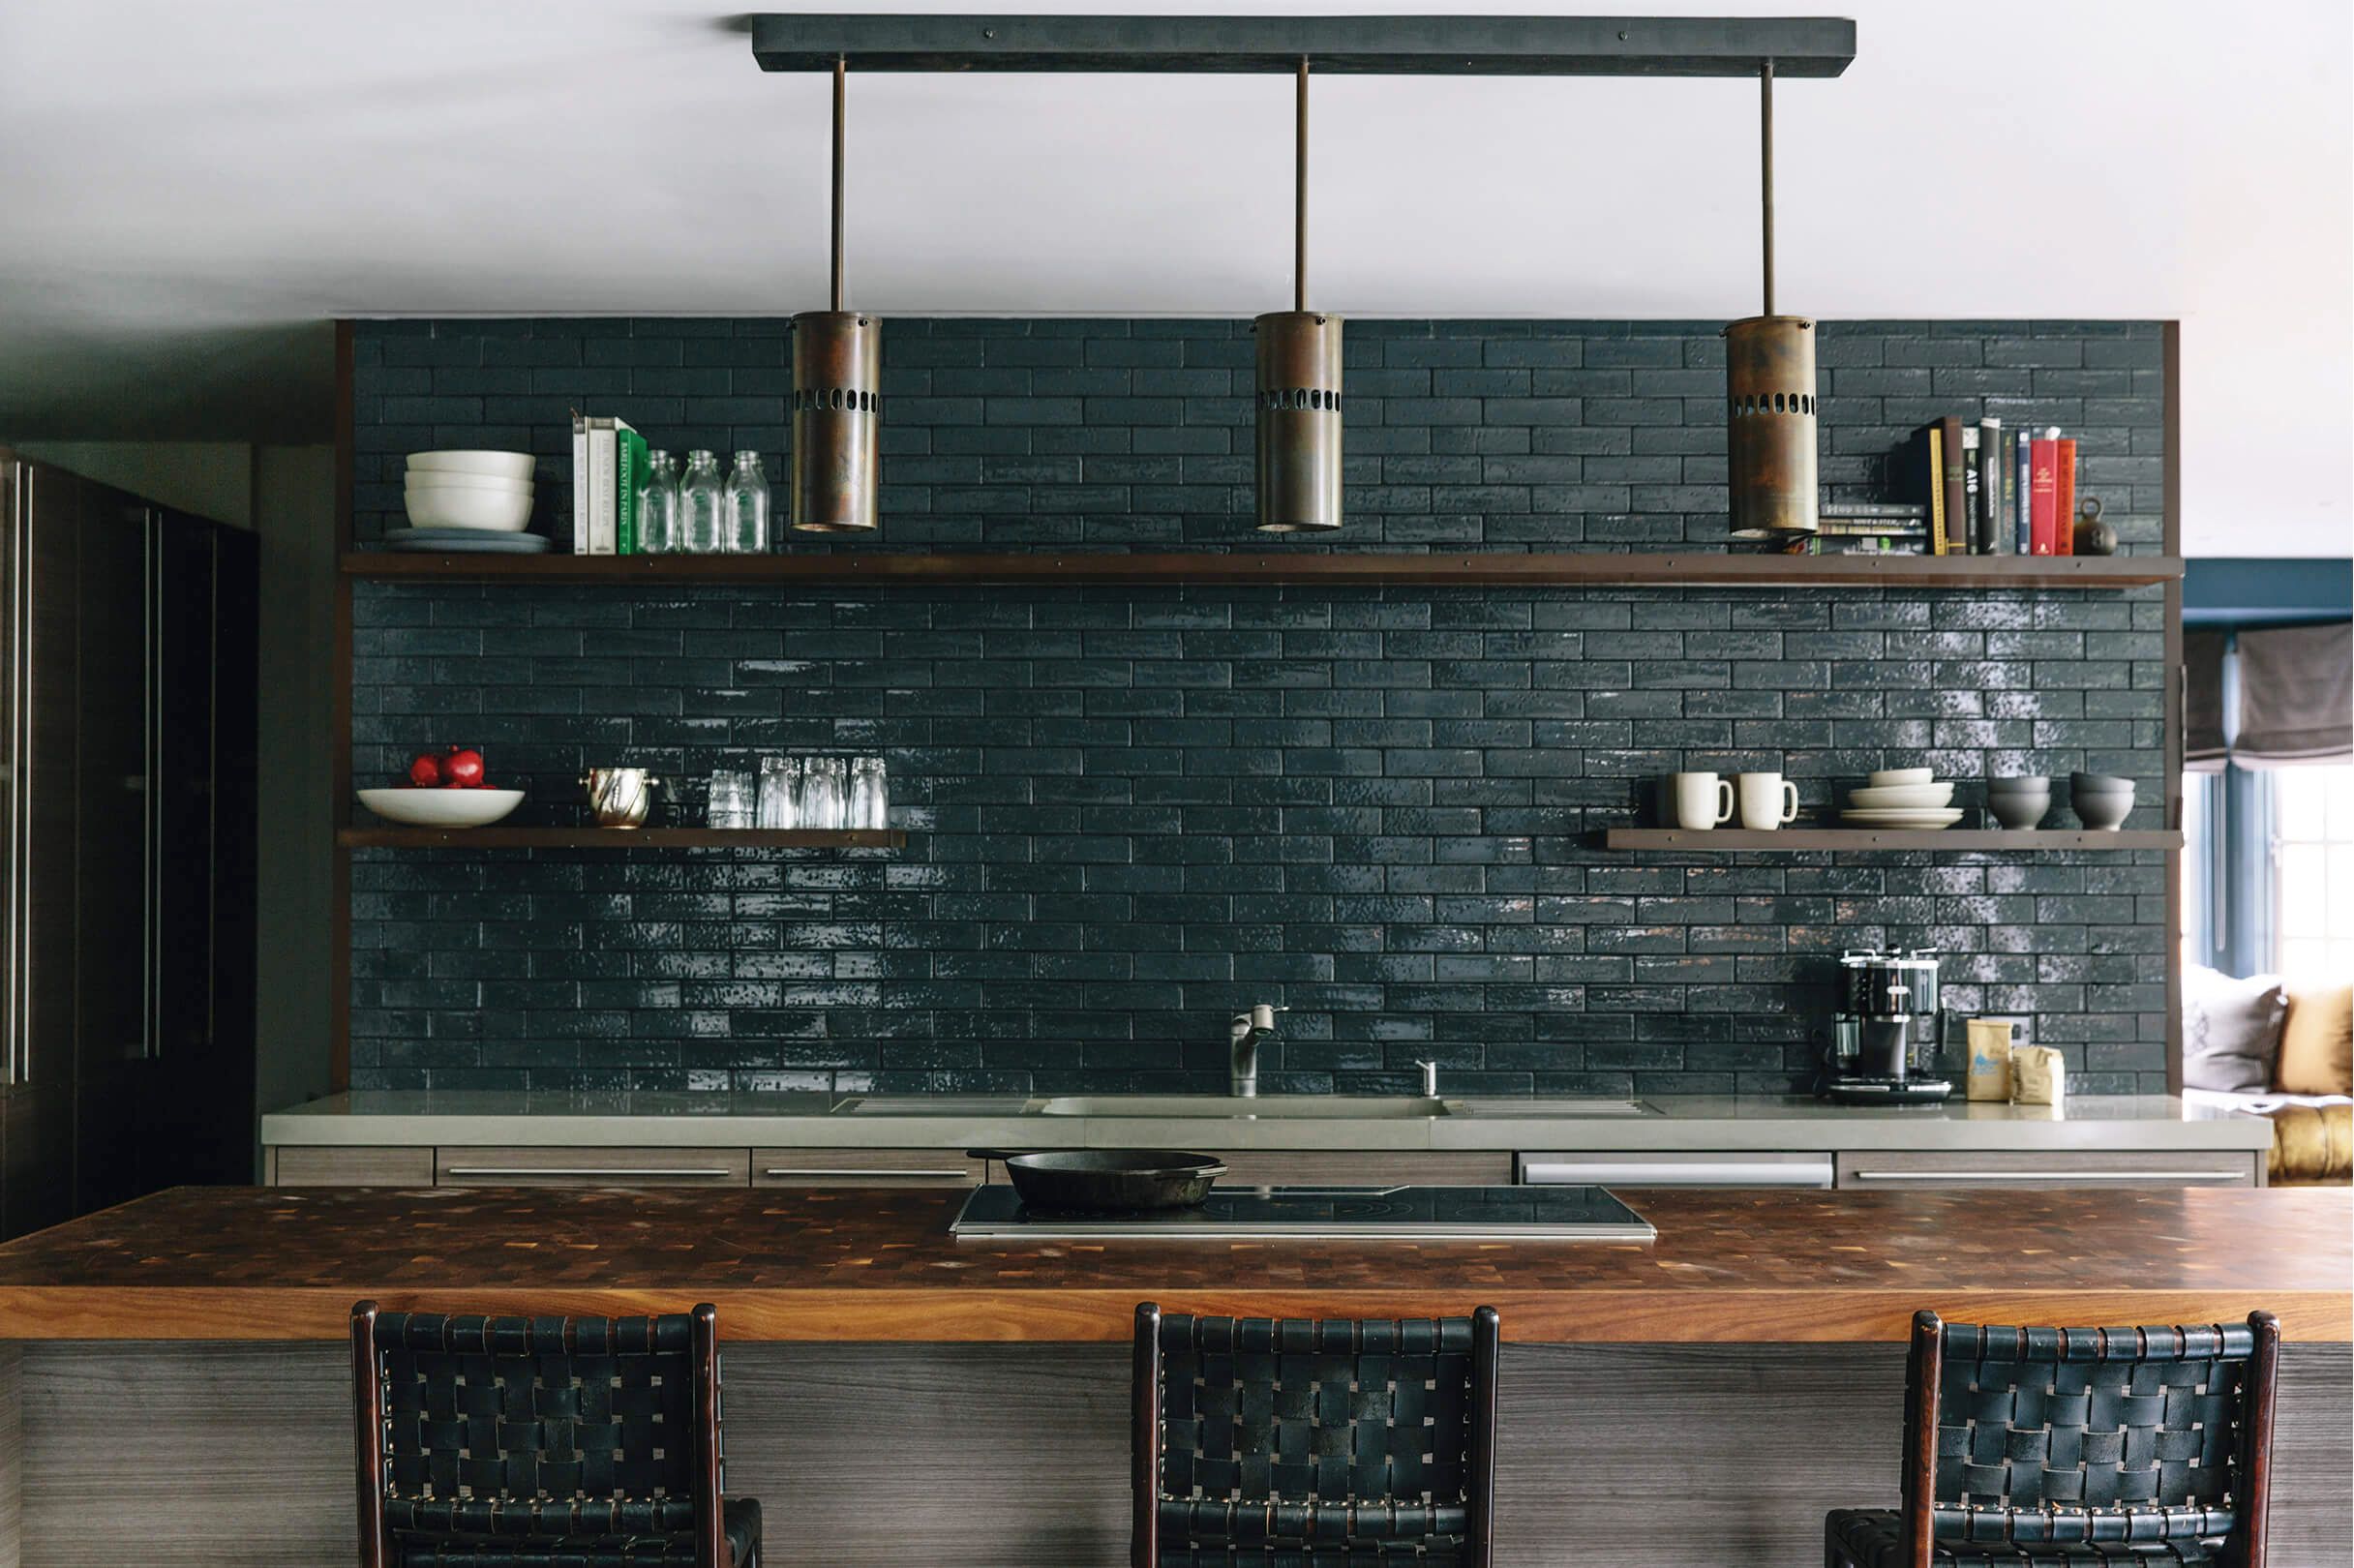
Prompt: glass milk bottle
<box><xmin>679</xmin><ymin>449</ymin><xmax>726</xmax><ymax>554</ymax></box>
<box><xmin>637</xmin><ymin>449</ymin><xmax>680</xmax><ymax>554</ymax></box>
<box><xmin>725</xmin><ymin>450</ymin><xmax>772</xmax><ymax>554</ymax></box>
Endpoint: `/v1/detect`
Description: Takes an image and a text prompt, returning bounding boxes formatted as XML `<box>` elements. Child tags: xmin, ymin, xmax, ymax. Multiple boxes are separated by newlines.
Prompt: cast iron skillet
<box><xmin>969</xmin><ymin>1149</ymin><xmax>1227</xmax><ymax>1213</ymax></box>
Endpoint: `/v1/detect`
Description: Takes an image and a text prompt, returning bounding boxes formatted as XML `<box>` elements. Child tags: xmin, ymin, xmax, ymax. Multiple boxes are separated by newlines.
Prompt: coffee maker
<box><xmin>1820</xmin><ymin>949</ymin><xmax>1949</xmax><ymax>1104</ymax></box>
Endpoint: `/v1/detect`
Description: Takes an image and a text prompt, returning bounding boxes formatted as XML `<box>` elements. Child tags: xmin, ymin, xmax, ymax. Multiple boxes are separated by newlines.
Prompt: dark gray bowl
<box><xmin>1988</xmin><ymin>793</ymin><xmax>2053</xmax><ymax>829</ymax></box>
<box><xmin>1987</xmin><ymin>775</ymin><xmax>2051</xmax><ymax>793</ymax></box>
<box><xmin>2069</xmin><ymin>770</ymin><xmax>2133</xmax><ymax>792</ymax></box>
<box><xmin>2071</xmin><ymin>789</ymin><xmax>2135</xmax><ymax>830</ymax></box>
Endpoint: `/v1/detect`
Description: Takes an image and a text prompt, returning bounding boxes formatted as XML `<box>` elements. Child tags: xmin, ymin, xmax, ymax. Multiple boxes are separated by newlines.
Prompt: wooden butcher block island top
<box><xmin>0</xmin><ymin>1185</ymin><xmax>2343</xmax><ymax>1343</ymax></box>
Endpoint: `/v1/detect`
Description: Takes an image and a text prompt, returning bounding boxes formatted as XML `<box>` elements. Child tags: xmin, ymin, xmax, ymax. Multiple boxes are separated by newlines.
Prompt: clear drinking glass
<box><xmin>637</xmin><ymin>450</ymin><xmax>680</xmax><ymax>554</ymax></box>
<box><xmin>850</xmin><ymin>756</ymin><xmax>889</xmax><ymax>829</ymax></box>
<box><xmin>757</xmin><ymin>756</ymin><xmax>800</xmax><ymax>829</ymax></box>
<box><xmin>725</xmin><ymin>450</ymin><xmax>771</xmax><ymax>555</ymax></box>
<box><xmin>800</xmin><ymin>757</ymin><xmax>846</xmax><ymax>830</ymax></box>
<box><xmin>679</xmin><ymin>449</ymin><xmax>726</xmax><ymax>554</ymax></box>
<box><xmin>708</xmin><ymin>769</ymin><xmax>755</xmax><ymax>829</ymax></box>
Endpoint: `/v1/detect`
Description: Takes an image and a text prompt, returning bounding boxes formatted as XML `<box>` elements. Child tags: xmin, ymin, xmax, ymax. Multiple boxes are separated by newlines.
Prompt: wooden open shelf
<box><xmin>341</xmin><ymin>551</ymin><xmax>2184</xmax><ymax>591</ymax></box>
<box><xmin>1605</xmin><ymin>828</ymin><xmax>2181</xmax><ymax>852</ymax></box>
<box><xmin>339</xmin><ymin>827</ymin><xmax>905</xmax><ymax>850</ymax></box>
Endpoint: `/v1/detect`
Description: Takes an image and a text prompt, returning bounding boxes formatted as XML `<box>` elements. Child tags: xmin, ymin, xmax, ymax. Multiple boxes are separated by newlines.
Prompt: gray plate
<box><xmin>383</xmin><ymin>530</ymin><xmax>551</xmax><ymax>554</ymax></box>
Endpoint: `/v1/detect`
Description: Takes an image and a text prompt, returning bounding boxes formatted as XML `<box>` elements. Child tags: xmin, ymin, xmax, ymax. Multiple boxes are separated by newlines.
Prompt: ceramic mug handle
<box><xmin>1779</xmin><ymin>780</ymin><xmax>1798</xmax><ymax>824</ymax></box>
<box><xmin>1716</xmin><ymin>779</ymin><xmax>1735</xmax><ymax>825</ymax></box>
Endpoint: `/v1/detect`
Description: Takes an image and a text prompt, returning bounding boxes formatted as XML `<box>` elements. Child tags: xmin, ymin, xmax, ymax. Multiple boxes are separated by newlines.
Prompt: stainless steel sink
<box><xmin>1034</xmin><ymin>1095</ymin><xmax>1453</xmax><ymax>1119</ymax></box>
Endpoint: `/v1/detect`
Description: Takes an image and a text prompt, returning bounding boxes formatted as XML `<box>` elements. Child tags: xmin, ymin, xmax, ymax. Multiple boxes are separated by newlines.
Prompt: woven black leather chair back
<box><xmin>1899</xmin><ymin>1310</ymin><xmax>2279</xmax><ymax>1560</ymax></box>
<box><xmin>352</xmin><ymin>1301</ymin><xmax>728</xmax><ymax>1568</ymax></box>
<box><xmin>1131</xmin><ymin>1303</ymin><xmax>1500</xmax><ymax>1568</ymax></box>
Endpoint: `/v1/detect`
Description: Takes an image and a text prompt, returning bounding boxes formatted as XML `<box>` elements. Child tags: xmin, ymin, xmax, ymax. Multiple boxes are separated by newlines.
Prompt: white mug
<box><xmin>1736</xmin><ymin>771</ymin><xmax>1800</xmax><ymax>829</ymax></box>
<box><xmin>1672</xmin><ymin>771</ymin><xmax>1735</xmax><ymax>830</ymax></box>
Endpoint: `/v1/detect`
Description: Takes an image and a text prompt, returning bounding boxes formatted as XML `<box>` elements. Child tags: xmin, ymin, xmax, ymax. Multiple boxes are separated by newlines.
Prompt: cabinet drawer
<box><xmin>1208</xmin><ymin>1151</ymin><xmax>1513</xmax><ymax>1188</ymax></box>
<box><xmin>435</xmin><ymin>1147</ymin><xmax>752</xmax><ymax>1188</ymax></box>
<box><xmin>754</xmin><ymin>1148</ymin><xmax>985</xmax><ymax>1187</ymax></box>
<box><xmin>271</xmin><ymin>1146</ymin><xmax>436</xmax><ymax>1188</ymax></box>
<box><xmin>1519</xmin><ymin>1152</ymin><xmax>1834</xmax><ymax>1189</ymax></box>
<box><xmin>1836</xmin><ymin>1151</ymin><xmax>2256</xmax><ymax>1190</ymax></box>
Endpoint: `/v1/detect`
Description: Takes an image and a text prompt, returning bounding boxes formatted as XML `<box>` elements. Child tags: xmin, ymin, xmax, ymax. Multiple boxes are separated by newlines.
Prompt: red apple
<box><xmin>407</xmin><ymin>752</ymin><xmax>442</xmax><ymax>788</ymax></box>
<box><xmin>442</xmin><ymin>747</ymin><xmax>486</xmax><ymax>788</ymax></box>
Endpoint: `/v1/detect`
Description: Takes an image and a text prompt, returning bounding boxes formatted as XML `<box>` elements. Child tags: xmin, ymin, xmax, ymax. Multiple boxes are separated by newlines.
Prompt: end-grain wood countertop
<box><xmin>0</xmin><ymin>1185</ymin><xmax>2342</xmax><ymax>1343</ymax></box>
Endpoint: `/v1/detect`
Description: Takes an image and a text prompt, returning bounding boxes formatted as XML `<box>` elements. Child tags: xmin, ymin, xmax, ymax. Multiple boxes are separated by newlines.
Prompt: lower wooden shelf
<box><xmin>1603</xmin><ymin>828</ymin><xmax>2181</xmax><ymax>851</ymax></box>
<box><xmin>339</xmin><ymin>827</ymin><xmax>906</xmax><ymax>850</ymax></box>
<box><xmin>340</xmin><ymin>549</ymin><xmax>2185</xmax><ymax>591</ymax></box>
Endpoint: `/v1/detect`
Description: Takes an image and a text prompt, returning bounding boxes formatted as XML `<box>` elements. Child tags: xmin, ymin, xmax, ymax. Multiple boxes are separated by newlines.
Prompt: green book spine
<box><xmin>616</xmin><ymin>429</ymin><xmax>638</xmax><ymax>556</ymax></box>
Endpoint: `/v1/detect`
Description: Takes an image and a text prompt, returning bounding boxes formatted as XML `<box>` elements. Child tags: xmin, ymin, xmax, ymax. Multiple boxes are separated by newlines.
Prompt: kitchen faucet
<box><xmin>1227</xmin><ymin>1004</ymin><xmax>1285</xmax><ymax>1097</ymax></box>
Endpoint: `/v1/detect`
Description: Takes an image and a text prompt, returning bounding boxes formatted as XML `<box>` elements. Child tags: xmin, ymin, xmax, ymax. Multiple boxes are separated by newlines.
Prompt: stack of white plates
<box><xmin>1840</xmin><ymin>768</ymin><xmax>1963</xmax><ymax>829</ymax></box>
<box><xmin>405</xmin><ymin>450</ymin><xmax>535</xmax><ymax>532</ymax></box>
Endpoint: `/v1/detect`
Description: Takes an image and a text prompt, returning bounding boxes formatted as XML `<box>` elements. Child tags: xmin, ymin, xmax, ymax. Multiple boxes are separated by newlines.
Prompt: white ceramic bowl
<box><xmin>1849</xmin><ymin>782</ymin><xmax>1956</xmax><ymax>810</ymax></box>
<box><xmin>406</xmin><ymin>471</ymin><xmax>534</xmax><ymax>497</ymax></box>
<box><xmin>358</xmin><ymin>787</ymin><xmax>524</xmax><ymax>828</ymax></box>
<box><xmin>403</xmin><ymin>488</ymin><xmax>534</xmax><ymax>531</ymax></box>
<box><xmin>407</xmin><ymin>450</ymin><xmax>536</xmax><ymax>481</ymax></box>
<box><xmin>1867</xmin><ymin>768</ymin><xmax>1935</xmax><ymax>787</ymax></box>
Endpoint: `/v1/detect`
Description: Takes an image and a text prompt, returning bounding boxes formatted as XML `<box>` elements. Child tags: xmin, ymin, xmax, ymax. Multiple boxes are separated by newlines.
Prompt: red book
<box><xmin>2053</xmin><ymin>438</ymin><xmax>2078</xmax><ymax>557</ymax></box>
<box><xmin>2029</xmin><ymin>436</ymin><xmax>2059</xmax><ymax>556</ymax></box>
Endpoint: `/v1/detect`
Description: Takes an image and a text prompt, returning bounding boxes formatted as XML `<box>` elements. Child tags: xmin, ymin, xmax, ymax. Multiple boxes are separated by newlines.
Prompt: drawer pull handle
<box><xmin>762</xmin><ymin>1167</ymin><xmax>970</xmax><ymax>1180</ymax></box>
<box><xmin>1847</xmin><ymin>1168</ymin><xmax>2240</xmax><ymax>1183</ymax></box>
<box><xmin>444</xmin><ymin>1167</ymin><xmax>737</xmax><ymax>1179</ymax></box>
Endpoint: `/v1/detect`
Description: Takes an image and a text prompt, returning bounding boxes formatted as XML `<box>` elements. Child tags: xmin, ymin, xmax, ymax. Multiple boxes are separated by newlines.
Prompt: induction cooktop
<box><xmin>950</xmin><ymin>1184</ymin><xmax>1655</xmax><ymax>1242</ymax></box>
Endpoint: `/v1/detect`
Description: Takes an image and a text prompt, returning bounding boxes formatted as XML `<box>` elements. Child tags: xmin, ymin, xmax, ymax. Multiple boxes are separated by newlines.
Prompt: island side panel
<box><xmin>15</xmin><ymin>1342</ymin><xmax>2348</xmax><ymax>1566</ymax></box>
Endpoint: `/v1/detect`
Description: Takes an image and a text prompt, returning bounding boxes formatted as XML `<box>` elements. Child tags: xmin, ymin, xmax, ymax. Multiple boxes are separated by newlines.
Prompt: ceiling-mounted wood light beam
<box><xmin>749</xmin><ymin>15</ymin><xmax>1856</xmax><ymax>76</ymax></box>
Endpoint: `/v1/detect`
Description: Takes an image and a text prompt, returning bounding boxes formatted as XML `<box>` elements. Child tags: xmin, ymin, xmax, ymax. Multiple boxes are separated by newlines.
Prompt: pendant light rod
<box><xmin>1294</xmin><ymin>56</ymin><xmax>1309</xmax><ymax>313</ymax></box>
<box><xmin>830</xmin><ymin>54</ymin><xmax>847</xmax><ymax>312</ymax></box>
<box><xmin>1759</xmin><ymin>56</ymin><xmax>1775</xmax><ymax>317</ymax></box>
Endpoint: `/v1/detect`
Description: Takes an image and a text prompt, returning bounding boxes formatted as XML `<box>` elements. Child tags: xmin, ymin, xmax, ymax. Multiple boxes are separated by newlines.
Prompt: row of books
<box><xmin>1924</xmin><ymin>416</ymin><xmax>2079</xmax><ymax>556</ymax></box>
<box><xmin>569</xmin><ymin>413</ymin><xmax>648</xmax><ymax>555</ymax></box>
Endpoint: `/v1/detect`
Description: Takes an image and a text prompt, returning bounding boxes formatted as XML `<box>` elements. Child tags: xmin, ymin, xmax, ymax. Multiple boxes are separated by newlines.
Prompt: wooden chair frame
<box><xmin>351</xmin><ymin>1299</ymin><xmax>739</xmax><ymax>1568</ymax></box>
<box><xmin>1888</xmin><ymin>1308</ymin><xmax>2280</xmax><ymax>1568</ymax></box>
<box><xmin>1132</xmin><ymin>1300</ymin><xmax>1501</xmax><ymax>1568</ymax></box>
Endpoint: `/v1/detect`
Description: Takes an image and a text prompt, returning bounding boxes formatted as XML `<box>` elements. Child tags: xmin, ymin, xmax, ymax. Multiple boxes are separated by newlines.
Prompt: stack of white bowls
<box><xmin>1841</xmin><ymin>767</ymin><xmax>1963</xmax><ymax>829</ymax></box>
<box><xmin>404</xmin><ymin>450</ymin><xmax>535</xmax><ymax>531</ymax></box>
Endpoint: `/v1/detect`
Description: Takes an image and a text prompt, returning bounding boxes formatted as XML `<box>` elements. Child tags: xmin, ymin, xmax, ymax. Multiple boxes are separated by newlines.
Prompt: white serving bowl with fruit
<box><xmin>357</xmin><ymin>747</ymin><xmax>523</xmax><ymax>828</ymax></box>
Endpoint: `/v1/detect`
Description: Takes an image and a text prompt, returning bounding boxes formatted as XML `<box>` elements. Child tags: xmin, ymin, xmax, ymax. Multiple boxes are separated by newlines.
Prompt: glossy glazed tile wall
<box><xmin>348</xmin><ymin>318</ymin><xmax>2170</xmax><ymax>1096</ymax></box>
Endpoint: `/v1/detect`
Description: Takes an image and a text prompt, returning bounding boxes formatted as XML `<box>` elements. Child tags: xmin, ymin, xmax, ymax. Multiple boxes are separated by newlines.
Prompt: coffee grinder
<box><xmin>1820</xmin><ymin>949</ymin><xmax>1949</xmax><ymax>1104</ymax></box>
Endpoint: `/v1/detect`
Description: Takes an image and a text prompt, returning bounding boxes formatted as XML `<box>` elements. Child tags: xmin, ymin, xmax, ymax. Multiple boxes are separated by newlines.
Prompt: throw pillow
<box><xmin>2276</xmin><ymin>981</ymin><xmax>2354</xmax><ymax>1097</ymax></box>
<box><xmin>2181</xmin><ymin>965</ymin><xmax>2288</xmax><ymax>1094</ymax></box>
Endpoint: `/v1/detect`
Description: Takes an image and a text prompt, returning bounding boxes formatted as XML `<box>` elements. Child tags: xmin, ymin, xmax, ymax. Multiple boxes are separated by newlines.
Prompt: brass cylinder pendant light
<box><xmin>1254</xmin><ymin>58</ymin><xmax>1343</xmax><ymax>533</ymax></box>
<box><xmin>792</xmin><ymin>56</ymin><xmax>882</xmax><ymax>533</ymax></box>
<box><xmin>1723</xmin><ymin>58</ymin><xmax>1817</xmax><ymax>540</ymax></box>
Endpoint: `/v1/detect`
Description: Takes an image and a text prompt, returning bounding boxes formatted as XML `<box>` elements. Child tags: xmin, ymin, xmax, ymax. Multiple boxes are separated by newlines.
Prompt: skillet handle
<box><xmin>966</xmin><ymin>1149</ymin><xmax>1024</xmax><ymax>1163</ymax></box>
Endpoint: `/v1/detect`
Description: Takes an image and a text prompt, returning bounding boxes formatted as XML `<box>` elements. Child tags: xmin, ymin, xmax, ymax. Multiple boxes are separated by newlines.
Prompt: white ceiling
<box><xmin>1</xmin><ymin>0</ymin><xmax>2346</xmax><ymax>555</ymax></box>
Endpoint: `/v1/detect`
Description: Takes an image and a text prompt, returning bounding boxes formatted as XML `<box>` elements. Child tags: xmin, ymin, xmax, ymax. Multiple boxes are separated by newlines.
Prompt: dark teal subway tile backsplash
<box><xmin>348</xmin><ymin>317</ymin><xmax>2170</xmax><ymax>1097</ymax></box>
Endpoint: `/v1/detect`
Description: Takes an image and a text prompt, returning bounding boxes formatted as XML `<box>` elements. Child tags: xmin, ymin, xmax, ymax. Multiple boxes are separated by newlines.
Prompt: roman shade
<box><xmin>2184</xmin><ymin>628</ymin><xmax>2228</xmax><ymax>772</ymax></box>
<box><xmin>2235</xmin><ymin>621</ymin><xmax>2353</xmax><ymax>767</ymax></box>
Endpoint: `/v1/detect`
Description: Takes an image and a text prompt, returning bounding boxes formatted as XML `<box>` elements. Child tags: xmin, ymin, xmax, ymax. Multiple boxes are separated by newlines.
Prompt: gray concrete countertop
<box><xmin>261</xmin><ymin>1091</ymin><xmax>2271</xmax><ymax>1153</ymax></box>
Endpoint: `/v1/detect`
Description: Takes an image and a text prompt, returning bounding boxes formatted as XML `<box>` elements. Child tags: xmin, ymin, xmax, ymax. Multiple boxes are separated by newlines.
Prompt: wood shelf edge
<box><xmin>337</xmin><ymin>827</ymin><xmax>907</xmax><ymax>850</ymax></box>
<box><xmin>339</xmin><ymin>550</ymin><xmax>2186</xmax><ymax>590</ymax></box>
<box><xmin>1602</xmin><ymin>829</ymin><xmax>2183</xmax><ymax>851</ymax></box>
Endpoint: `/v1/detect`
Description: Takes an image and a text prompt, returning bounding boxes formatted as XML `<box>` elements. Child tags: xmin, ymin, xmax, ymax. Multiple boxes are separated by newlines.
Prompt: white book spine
<box><xmin>588</xmin><ymin>423</ymin><xmax>617</xmax><ymax>555</ymax></box>
<box><xmin>569</xmin><ymin>415</ymin><xmax>588</xmax><ymax>555</ymax></box>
